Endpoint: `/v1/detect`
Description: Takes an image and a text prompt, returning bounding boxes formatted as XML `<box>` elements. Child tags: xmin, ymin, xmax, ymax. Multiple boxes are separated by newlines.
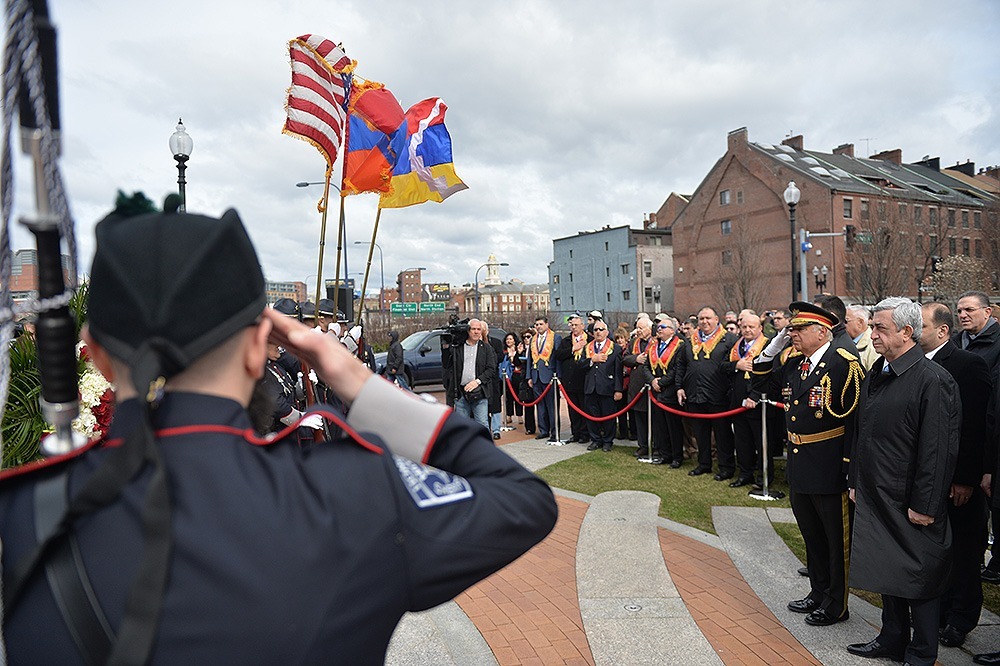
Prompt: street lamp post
<box><xmin>812</xmin><ymin>265</ymin><xmax>828</xmax><ymax>293</ymax></box>
<box><xmin>474</xmin><ymin>261</ymin><xmax>509</xmax><ymax>317</ymax></box>
<box><xmin>354</xmin><ymin>240</ymin><xmax>385</xmax><ymax>311</ymax></box>
<box><xmin>784</xmin><ymin>181</ymin><xmax>801</xmax><ymax>302</ymax></box>
<box><xmin>169</xmin><ymin>119</ymin><xmax>193</xmax><ymax>212</ymax></box>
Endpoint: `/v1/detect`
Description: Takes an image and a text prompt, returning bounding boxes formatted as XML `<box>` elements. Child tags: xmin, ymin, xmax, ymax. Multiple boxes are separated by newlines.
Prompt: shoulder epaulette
<box><xmin>780</xmin><ymin>347</ymin><xmax>802</xmax><ymax>363</ymax></box>
<box><xmin>837</xmin><ymin>348</ymin><xmax>858</xmax><ymax>362</ymax></box>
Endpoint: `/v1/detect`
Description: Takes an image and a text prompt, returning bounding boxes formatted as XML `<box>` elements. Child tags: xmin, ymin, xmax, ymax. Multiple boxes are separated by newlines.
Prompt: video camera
<box><xmin>441</xmin><ymin>314</ymin><xmax>470</xmax><ymax>349</ymax></box>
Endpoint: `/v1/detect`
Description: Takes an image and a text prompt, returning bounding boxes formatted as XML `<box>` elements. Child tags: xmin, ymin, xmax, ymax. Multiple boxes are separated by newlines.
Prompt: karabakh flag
<box><xmin>282</xmin><ymin>34</ymin><xmax>354</xmax><ymax>167</ymax></box>
<box><xmin>379</xmin><ymin>98</ymin><xmax>467</xmax><ymax>209</ymax></box>
<box><xmin>342</xmin><ymin>81</ymin><xmax>406</xmax><ymax>195</ymax></box>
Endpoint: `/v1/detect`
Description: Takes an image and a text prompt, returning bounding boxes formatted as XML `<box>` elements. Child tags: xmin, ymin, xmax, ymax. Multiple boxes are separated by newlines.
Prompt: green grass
<box><xmin>536</xmin><ymin>446</ymin><xmax>791</xmax><ymax>535</ymax></box>
<box><xmin>538</xmin><ymin>447</ymin><xmax>1000</xmax><ymax>616</ymax></box>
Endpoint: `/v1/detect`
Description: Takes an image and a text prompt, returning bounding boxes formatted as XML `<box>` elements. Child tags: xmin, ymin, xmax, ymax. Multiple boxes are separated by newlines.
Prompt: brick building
<box><xmin>7</xmin><ymin>249</ymin><xmax>74</xmax><ymax>300</ymax></box>
<box><xmin>669</xmin><ymin>127</ymin><xmax>997</xmax><ymax>316</ymax></box>
<box><xmin>464</xmin><ymin>282</ymin><xmax>550</xmax><ymax>316</ymax></box>
<box><xmin>395</xmin><ymin>268</ymin><xmax>424</xmax><ymax>303</ymax></box>
<box><xmin>264</xmin><ymin>280</ymin><xmax>307</xmax><ymax>304</ymax></box>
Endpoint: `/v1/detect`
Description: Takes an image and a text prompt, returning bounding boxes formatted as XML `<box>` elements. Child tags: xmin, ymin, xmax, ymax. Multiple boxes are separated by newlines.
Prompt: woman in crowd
<box><xmin>502</xmin><ymin>331</ymin><xmax>525</xmax><ymax>425</ymax></box>
<box><xmin>519</xmin><ymin>329</ymin><xmax>536</xmax><ymax>434</ymax></box>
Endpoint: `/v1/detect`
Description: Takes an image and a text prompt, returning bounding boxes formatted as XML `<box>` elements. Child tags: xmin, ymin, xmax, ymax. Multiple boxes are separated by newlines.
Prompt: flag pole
<box><xmin>331</xmin><ymin>117</ymin><xmax>351</xmax><ymax>314</ymax></box>
<box><xmin>313</xmin><ymin>166</ymin><xmax>333</xmax><ymax>307</ymax></box>
<box><xmin>357</xmin><ymin>205</ymin><xmax>382</xmax><ymax>324</ymax></box>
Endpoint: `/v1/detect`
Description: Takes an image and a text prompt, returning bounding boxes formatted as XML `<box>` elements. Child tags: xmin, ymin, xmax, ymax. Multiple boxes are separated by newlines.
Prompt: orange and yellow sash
<box><xmin>571</xmin><ymin>333</ymin><xmax>588</xmax><ymax>361</ymax></box>
<box><xmin>729</xmin><ymin>335</ymin><xmax>767</xmax><ymax>362</ymax></box>
<box><xmin>585</xmin><ymin>339</ymin><xmax>615</xmax><ymax>360</ymax></box>
<box><xmin>649</xmin><ymin>337</ymin><xmax>682</xmax><ymax>371</ymax></box>
<box><xmin>691</xmin><ymin>326</ymin><xmax>726</xmax><ymax>360</ymax></box>
<box><xmin>531</xmin><ymin>331</ymin><xmax>555</xmax><ymax>368</ymax></box>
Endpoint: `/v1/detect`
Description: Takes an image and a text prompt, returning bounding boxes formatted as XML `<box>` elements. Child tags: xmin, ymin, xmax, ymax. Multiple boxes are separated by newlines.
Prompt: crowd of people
<box><xmin>427</xmin><ymin>291</ymin><xmax>1000</xmax><ymax>666</ymax></box>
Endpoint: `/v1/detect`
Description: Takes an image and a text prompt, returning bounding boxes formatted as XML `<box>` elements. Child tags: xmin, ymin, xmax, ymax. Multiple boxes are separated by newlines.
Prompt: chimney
<box><xmin>913</xmin><ymin>156</ymin><xmax>940</xmax><ymax>171</ymax></box>
<box><xmin>870</xmin><ymin>148</ymin><xmax>902</xmax><ymax>166</ymax></box>
<box><xmin>832</xmin><ymin>143</ymin><xmax>854</xmax><ymax>158</ymax></box>
<box><xmin>781</xmin><ymin>134</ymin><xmax>803</xmax><ymax>151</ymax></box>
<box><xmin>945</xmin><ymin>160</ymin><xmax>976</xmax><ymax>177</ymax></box>
<box><xmin>981</xmin><ymin>165</ymin><xmax>1000</xmax><ymax>182</ymax></box>
<box><xmin>727</xmin><ymin>126</ymin><xmax>748</xmax><ymax>152</ymax></box>
<box><xmin>648</xmin><ymin>212</ymin><xmax>657</xmax><ymax>227</ymax></box>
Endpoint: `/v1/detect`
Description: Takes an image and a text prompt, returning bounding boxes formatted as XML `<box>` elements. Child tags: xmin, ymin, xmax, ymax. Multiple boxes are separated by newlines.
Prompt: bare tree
<box><xmin>979</xmin><ymin>199</ymin><xmax>1000</xmax><ymax>291</ymax></box>
<box><xmin>932</xmin><ymin>255</ymin><xmax>992</xmax><ymax>305</ymax></box>
<box><xmin>712</xmin><ymin>216</ymin><xmax>770</xmax><ymax>311</ymax></box>
<box><xmin>847</xmin><ymin>194</ymin><xmax>915</xmax><ymax>303</ymax></box>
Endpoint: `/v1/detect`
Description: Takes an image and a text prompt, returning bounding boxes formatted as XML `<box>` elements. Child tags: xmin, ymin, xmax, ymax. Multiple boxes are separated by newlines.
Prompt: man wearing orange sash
<box><xmin>579</xmin><ymin>321</ymin><xmax>623</xmax><ymax>451</ymax></box>
<box><xmin>728</xmin><ymin>313</ymin><xmax>770</xmax><ymax>487</ymax></box>
<box><xmin>649</xmin><ymin>315</ymin><xmax>687</xmax><ymax>468</ymax></box>
<box><xmin>527</xmin><ymin>316</ymin><xmax>562</xmax><ymax>441</ymax></box>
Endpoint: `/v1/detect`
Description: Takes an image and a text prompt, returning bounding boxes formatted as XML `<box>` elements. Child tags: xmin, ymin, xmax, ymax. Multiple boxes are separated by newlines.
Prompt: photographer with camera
<box><xmin>442</xmin><ymin>318</ymin><xmax>497</xmax><ymax>430</ymax></box>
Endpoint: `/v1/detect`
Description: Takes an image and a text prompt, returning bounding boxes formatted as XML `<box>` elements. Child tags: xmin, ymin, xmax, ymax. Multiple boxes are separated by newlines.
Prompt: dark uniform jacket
<box><xmin>726</xmin><ymin>334</ymin><xmax>769</xmax><ymax>409</ymax></box>
<box><xmin>649</xmin><ymin>335</ymin><xmax>685</xmax><ymax>406</ymax></box>
<box><xmin>674</xmin><ymin>329</ymin><xmax>738</xmax><ymax>405</ymax></box>
<box><xmin>0</xmin><ymin>378</ymin><xmax>557</xmax><ymax>665</ymax></box>
<box><xmin>579</xmin><ymin>340</ymin><xmax>623</xmax><ymax>397</ymax></box>
<box><xmin>849</xmin><ymin>346</ymin><xmax>960</xmax><ymax>599</ymax></box>
<box><xmin>753</xmin><ymin>339</ymin><xmax>864</xmax><ymax>494</ymax></box>
<box><xmin>554</xmin><ymin>333</ymin><xmax>590</xmax><ymax>390</ymax></box>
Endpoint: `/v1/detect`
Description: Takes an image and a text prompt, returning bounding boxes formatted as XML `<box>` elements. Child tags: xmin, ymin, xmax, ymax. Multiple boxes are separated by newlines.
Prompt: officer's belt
<box><xmin>787</xmin><ymin>426</ymin><xmax>845</xmax><ymax>445</ymax></box>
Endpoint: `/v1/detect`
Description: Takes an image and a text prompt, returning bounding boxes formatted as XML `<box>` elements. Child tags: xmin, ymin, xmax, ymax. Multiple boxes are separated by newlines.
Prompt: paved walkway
<box><xmin>386</xmin><ymin>419</ymin><xmax>1000</xmax><ymax>665</ymax></box>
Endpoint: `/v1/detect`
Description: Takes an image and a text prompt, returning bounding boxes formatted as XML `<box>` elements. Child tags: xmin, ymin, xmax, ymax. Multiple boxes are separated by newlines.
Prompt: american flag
<box><xmin>283</xmin><ymin>34</ymin><xmax>354</xmax><ymax>166</ymax></box>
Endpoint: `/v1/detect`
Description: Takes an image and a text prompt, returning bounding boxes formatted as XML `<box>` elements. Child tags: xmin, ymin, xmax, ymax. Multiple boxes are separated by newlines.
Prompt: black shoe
<box><xmin>939</xmin><ymin>624</ymin><xmax>967</xmax><ymax>648</ymax></box>
<box><xmin>982</xmin><ymin>567</ymin><xmax>1000</xmax><ymax>584</ymax></box>
<box><xmin>846</xmin><ymin>639</ymin><xmax>905</xmax><ymax>660</ymax></box>
<box><xmin>587</xmin><ymin>442</ymin><xmax>600</xmax><ymax>451</ymax></box>
<box><xmin>635</xmin><ymin>449</ymin><xmax>648</xmax><ymax>458</ymax></box>
<box><xmin>577</xmin><ymin>437</ymin><xmax>591</xmax><ymax>444</ymax></box>
<box><xmin>525</xmin><ymin>430</ymin><xmax>535</xmax><ymax>435</ymax></box>
<box><xmin>493</xmin><ymin>432</ymin><xmax>501</xmax><ymax>440</ymax></box>
<box><xmin>651</xmin><ymin>457</ymin><xmax>667</xmax><ymax>465</ymax></box>
<box><xmin>535</xmin><ymin>433</ymin><xmax>549</xmax><ymax>440</ymax></box>
<box><xmin>751</xmin><ymin>482</ymin><xmax>764</xmax><ymax>492</ymax></box>
<box><xmin>787</xmin><ymin>597</ymin><xmax>819</xmax><ymax>614</ymax></box>
<box><xmin>713</xmin><ymin>472</ymin><xmax>734</xmax><ymax>482</ymax></box>
<box><xmin>729</xmin><ymin>477</ymin><xmax>754</xmax><ymax>488</ymax></box>
<box><xmin>669</xmin><ymin>460</ymin><xmax>682</xmax><ymax>469</ymax></box>
<box><xmin>797</xmin><ymin>566</ymin><xmax>809</xmax><ymax>577</ymax></box>
<box><xmin>805</xmin><ymin>608</ymin><xmax>848</xmax><ymax>626</ymax></box>
<box><xmin>602</xmin><ymin>445</ymin><xmax>612</xmax><ymax>452</ymax></box>
<box><xmin>688</xmin><ymin>466</ymin><xmax>710</xmax><ymax>477</ymax></box>
<box><xmin>974</xmin><ymin>652</ymin><xmax>1000</xmax><ymax>665</ymax></box>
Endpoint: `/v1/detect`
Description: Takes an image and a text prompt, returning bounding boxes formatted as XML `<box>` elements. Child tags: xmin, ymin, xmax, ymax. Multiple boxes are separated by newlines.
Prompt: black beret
<box><xmin>88</xmin><ymin>207</ymin><xmax>266</xmax><ymax>398</ymax></box>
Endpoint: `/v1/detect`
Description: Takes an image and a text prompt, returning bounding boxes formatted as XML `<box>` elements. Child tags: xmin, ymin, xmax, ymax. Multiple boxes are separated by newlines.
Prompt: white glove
<box><xmin>308</xmin><ymin>369</ymin><xmax>319</xmax><ymax>384</ymax></box>
<box><xmin>279</xmin><ymin>408</ymin><xmax>304</xmax><ymax>427</ymax></box>
<box><xmin>299</xmin><ymin>413</ymin><xmax>325</xmax><ymax>430</ymax></box>
<box><xmin>759</xmin><ymin>327</ymin><xmax>790</xmax><ymax>362</ymax></box>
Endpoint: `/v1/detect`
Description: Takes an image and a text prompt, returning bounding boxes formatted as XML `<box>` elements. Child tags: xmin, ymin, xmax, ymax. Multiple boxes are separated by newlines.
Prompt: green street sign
<box><xmin>419</xmin><ymin>302</ymin><xmax>445</xmax><ymax>313</ymax></box>
<box><xmin>390</xmin><ymin>302</ymin><xmax>418</xmax><ymax>316</ymax></box>
<box><xmin>854</xmin><ymin>231</ymin><xmax>873</xmax><ymax>244</ymax></box>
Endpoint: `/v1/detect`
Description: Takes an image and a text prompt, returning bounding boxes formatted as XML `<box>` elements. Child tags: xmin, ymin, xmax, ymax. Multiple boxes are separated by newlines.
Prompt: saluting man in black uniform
<box><xmin>752</xmin><ymin>302</ymin><xmax>864</xmax><ymax>627</ymax></box>
<box><xmin>0</xmin><ymin>200</ymin><xmax>558</xmax><ymax>665</ymax></box>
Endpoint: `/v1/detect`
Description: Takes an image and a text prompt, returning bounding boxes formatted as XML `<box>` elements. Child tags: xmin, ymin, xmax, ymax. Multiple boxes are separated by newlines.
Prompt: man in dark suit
<box><xmin>921</xmin><ymin>303</ymin><xmax>991</xmax><ymax>649</ymax></box>
<box><xmin>579</xmin><ymin>320</ymin><xmax>623</xmax><ymax>452</ymax></box>
<box><xmin>554</xmin><ymin>313</ymin><xmax>592</xmax><ymax>443</ymax></box>
<box><xmin>527</xmin><ymin>316</ymin><xmax>562</xmax><ymax>441</ymax></box>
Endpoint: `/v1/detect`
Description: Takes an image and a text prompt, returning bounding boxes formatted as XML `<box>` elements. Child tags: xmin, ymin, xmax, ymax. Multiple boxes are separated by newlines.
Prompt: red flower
<box><xmin>91</xmin><ymin>388</ymin><xmax>116</xmax><ymax>437</ymax></box>
<box><xmin>79</xmin><ymin>345</ymin><xmax>90</xmax><ymax>363</ymax></box>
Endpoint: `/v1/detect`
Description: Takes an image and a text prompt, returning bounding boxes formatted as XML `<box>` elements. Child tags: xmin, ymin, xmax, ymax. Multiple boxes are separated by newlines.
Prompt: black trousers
<box><xmin>632</xmin><ymin>407</ymin><xmax>650</xmax><ymax>455</ymax></box>
<box><xmin>880</xmin><ymin>595</ymin><xmax>940</xmax><ymax>666</ymax></box>
<box><xmin>686</xmin><ymin>402</ymin><xmax>734</xmax><ymax>472</ymax></box>
<box><xmin>585</xmin><ymin>393</ymin><xmax>616</xmax><ymax>447</ymax></box>
<box><xmin>651</xmin><ymin>404</ymin><xmax>685</xmax><ymax>463</ymax></box>
<box><xmin>940</xmin><ymin>488</ymin><xmax>989</xmax><ymax>633</ymax></box>
<box><xmin>565</xmin><ymin>384</ymin><xmax>588</xmax><ymax>439</ymax></box>
<box><xmin>731</xmin><ymin>409</ymin><xmax>774</xmax><ymax>482</ymax></box>
<box><xmin>790</xmin><ymin>490</ymin><xmax>850</xmax><ymax>618</ymax></box>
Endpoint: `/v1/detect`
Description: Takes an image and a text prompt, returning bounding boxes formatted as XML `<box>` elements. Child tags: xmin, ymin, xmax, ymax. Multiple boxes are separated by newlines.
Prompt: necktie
<box><xmin>800</xmin><ymin>358</ymin><xmax>811</xmax><ymax>380</ymax></box>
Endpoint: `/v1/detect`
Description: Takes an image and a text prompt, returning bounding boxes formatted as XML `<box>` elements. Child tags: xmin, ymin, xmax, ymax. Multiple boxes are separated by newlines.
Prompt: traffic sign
<box><xmin>390</xmin><ymin>302</ymin><xmax>418</xmax><ymax>316</ymax></box>
<box><xmin>419</xmin><ymin>302</ymin><xmax>445</xmax><ymax>313</ymax></box>
<box><xmin>854</xmin><ymin>231</ymin><xmax>873</xmax><ymax>245</ymax></box>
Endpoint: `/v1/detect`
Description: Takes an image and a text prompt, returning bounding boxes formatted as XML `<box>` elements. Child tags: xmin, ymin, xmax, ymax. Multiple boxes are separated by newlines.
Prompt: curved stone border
<box><xmin>385</xmin><ymin>603</ymin><xmax>498</xmax><ymax>666</ymax></box>
<box><xmin>577</xmin><ymin>490</ymin><xmax>722</xmax><ymax>665</ymax></box>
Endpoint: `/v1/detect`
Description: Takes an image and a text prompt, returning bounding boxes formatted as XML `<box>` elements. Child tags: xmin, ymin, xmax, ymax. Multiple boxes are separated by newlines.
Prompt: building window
<box><xmin>606</xmin><ymin>292</ymin><xmax>611</xmax><ymax>302</ymax></box>
<box><xmin>569</xmin><ymin>249</ymin><xmax>573</xmax><ymax>258</ymax></box>
<box><xmin>961</xmin><ymin>210</ymin><xmax>969</xmax><ymax>228</ymax></box>
<box><xmin>621</xmin><ymin>264</ymin><xmax>630</xmax><ymax>275</ymax></box>
<box><xmin>719</xmin><ymin>189</ymin><xmax>731</xmax><ymax>206</ymax></box>
<box><xmin>622</xmin><ymin>290</ymin><xmax>630</xmax><ymax>301</ymax></box>
<box><xmin>974</xmin><ymin>211</ymin><xmax>982</xmax><ymax>229</ymax></box>
<box><xmin>569</xmin><ymin>273</ymin><xmax>573</xmax><ymax>282</ymax></box>
<box><xmin>949</xmin><ymin>237</ymin><xmax>957</xmax><ymax>255</ymax></box>
<box><xmin>604</xmin><ymin>242</ymin><xmax>609</xmax><ymax>251</ymax></box>
<box><xmin>570</xmin><ymin>296</ymin><xmax>574</xmax><ymax>306</ymax></box>
<box><xmin>845</xmin><ymin>266</ymin><xmax>854</xmax><ymax>291</ymax></box>
<box><xmin>860</xmin><ymin>200</ymin><xmax>870</xmax><ymax>220</ymax></box>
<box><xmin>914</xmin><ymin>206</ymin><xmax>922</xmax><ymax>225</ymax></box>
<box><xmin>643</xmin><ymin>261</ymin><xmax>652</xmax><ymax>278</ymax></box>
<box><xmin>915</xmin><ymin>235</ymin><xmax>923</xmax><ymax>253</ymax></box>
<box><xmin>898</xmin><ymin>203</ymin><xmax>907</xmax><ymax>219</ymax></box>
<box><xmin>948</xmin><ymin>209</ymin><xmax>956</xmax><ymax>227</ymax></box>
<box><xmin>645</xmin><ymin>287</ymin><xmax>653</xmax><ymax>301</ymax></box>
<box><xmin>606</xmin><ymin>267</ymin><xmax>610</xmax><ymax>277</ymax></box>
<box><xmin>651</xmin><ymin>237</ymin><xmax>661</xmax><ymax>246</ymax></box>
<box><xmin>963</xmin><ymin>238</ymin><xmax>970</xmax><ymax>256</ymax></box>
<box><xmin>975</xmin><ymin>239</ymin><xmax>983</xmax><ymax>258</ymax></box>
<box><xmin>721</xmin><ymin>249</ymin><xmax>732</xmax><ymax>265</ymax></box>
<box><xmin>929</xmin><ymin>207</ymin><xmax>938</xmax><ymax>226</ymax></box>
<box><xmin>736</xmin><ymin>190</ymin><xmax>744</xmax><ymax>204</ymax></box>
<box><xmin>723</xmin><ymin>285</ymin><xmax>735</xmax><ymax>301</ymax></box>
<box><xmin>721</xmin><ymin>219</ymin><xmax>732</xmax><ymax>235</ymax></box>
<box><xmin>553</xmin><ymin>274</ymin><xmax>560</xmax><ymax>284</ymax></box>
<box><xmin>929</xmin><ymin>234</ymin><xmax>938</xmax><ymax>253</ymax></box>
<box><xmin>843</xmin><ymin>199</ymin><xmax>853</xmax><ymax>219</ymax></box>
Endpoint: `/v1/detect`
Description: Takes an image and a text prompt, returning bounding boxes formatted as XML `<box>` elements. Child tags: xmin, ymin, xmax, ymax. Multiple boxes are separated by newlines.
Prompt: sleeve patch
<box><xmin>393</xmin><ymin>455</ymin><xmax>474</xmax><ymax>509</ymax></box>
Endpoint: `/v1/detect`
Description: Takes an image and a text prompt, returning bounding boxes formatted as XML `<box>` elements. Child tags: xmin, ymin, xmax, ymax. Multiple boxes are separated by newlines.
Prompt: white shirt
<box><xmin>924</xmin><ymin>339</ymin><xmax>948</xmax><ymax>361</ymax></box>
<box><xmin>802</xmin><ymin>341</ymin><xmax>831</xmax><ymax>378</ymax></box>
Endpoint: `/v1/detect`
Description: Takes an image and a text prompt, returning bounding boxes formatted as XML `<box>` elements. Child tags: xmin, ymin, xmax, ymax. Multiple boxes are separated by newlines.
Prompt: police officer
<box><xmin>752</xmin><ymin>302</ymin><xmax>864</xmax><ymax>627</ymax></box>
<box><xmin>0</xmin><ymin>202</ymin><xmax>558</xmax><ymax>664</ymax></box>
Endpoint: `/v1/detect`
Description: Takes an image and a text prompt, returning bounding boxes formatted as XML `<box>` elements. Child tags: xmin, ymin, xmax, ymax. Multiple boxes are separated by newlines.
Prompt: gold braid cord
<box><xmin>820</xmin><ymin>360</ymin><xmax>864</xmax><ymax>419</ymax></box>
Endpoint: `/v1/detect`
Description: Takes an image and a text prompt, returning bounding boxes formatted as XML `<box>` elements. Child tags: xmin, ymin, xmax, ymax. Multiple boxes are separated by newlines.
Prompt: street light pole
<box><xmin>474</xmin><ymin>260</ymin><xmax>509</xmax><ymax>317</ymax></box>
<box><xmin>354</xmin><ymin>240</ymin><xmax>385</xmax><ymax>311</ymax></box>
<box><xmin>169</xmin><ymin>119</ymin><xmax>193</xmax><ymax>212</ymax></box>
<box><xmin>784</xmin><ymin>181</ymin><xmax>801</xmax><ymax>302</ymax></box>
<box><xmin>812</xmin><ymin>265</ymin><xmax>828</xmax><ymax>294</ymax></box>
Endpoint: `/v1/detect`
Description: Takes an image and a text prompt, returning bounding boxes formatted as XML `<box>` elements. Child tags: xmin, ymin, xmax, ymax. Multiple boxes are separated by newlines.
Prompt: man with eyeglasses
<box><xmin>578</xmin><ymin>321</ymin><xmax>623</xmax><ymax>451</ymax></box>
<box><xmin>527</xmin><ymin>316</ymin><xmax>561</xmax><ymax>441</ymax></box>
<box><xmin>649</xmin><ymin>315</ymin><xmax>687</xmax><ymax>467</ymax></box>
<box><xmin>753</xmin><ymin>302</ymin><xmax>864</xmax><ymax>628</ymax></box>
<box><xmin>951</xmin><ymin>291</ymin><xmax>1000</xmax><ymax>593</ymax></box>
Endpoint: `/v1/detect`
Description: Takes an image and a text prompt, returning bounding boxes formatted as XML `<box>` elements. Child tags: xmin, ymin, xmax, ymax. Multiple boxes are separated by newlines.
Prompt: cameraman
<box><xmin>442</xmin><ymin>318</ymin><xmax>496</xmax><ymax>430</ymax></box>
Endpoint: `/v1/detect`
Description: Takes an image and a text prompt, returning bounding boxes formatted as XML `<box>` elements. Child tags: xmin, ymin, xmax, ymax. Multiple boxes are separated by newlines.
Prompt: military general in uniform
<box><xmin>753</xmin><ymin>301</ymin><xmax>864</xmax><ymax>627</ymax></box>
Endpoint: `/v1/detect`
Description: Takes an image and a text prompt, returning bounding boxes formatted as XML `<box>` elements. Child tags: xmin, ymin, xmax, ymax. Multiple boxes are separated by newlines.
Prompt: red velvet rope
<box><xmin>648</xmin><ymin>392</ymin><xmax>750</xmax><ymax>419</ymax></box>
<box><xmin>504</xmin><ymin>376</ymin><xmax>552</xmax><ymax>407</ymax></box>
<box><xmin>557</xmin><ymin>383</ymin><xmax>645</xmax><ymax>422</ymax></box>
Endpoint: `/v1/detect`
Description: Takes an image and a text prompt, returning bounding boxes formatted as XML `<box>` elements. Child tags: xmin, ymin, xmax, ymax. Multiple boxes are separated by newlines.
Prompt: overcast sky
<box><xmin>9</xmin><ymin>0</ymin><xmax>1000</xmax><ymax>295</ymax></box>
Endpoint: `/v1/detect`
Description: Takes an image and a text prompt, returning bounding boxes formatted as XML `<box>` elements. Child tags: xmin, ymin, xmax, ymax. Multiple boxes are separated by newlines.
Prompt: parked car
<box><xmin>374</xmin><ymin>327</ymin><xmax>505</xmax><ymax>388</ymax></box>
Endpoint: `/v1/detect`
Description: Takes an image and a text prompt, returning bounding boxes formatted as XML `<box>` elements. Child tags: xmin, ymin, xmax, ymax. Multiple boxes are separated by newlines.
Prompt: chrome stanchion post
<box><xmin>638</xmin><ymin>385</ymin><xmax>654</xmax><ymax>464</ymax></box>
<box><xmin>500</xmin><ymin>370</ymin><xmax>514</xmax><ymax>432</ymax></box>
<box><xmin>749</xmin><ymin>395</ymin><xmax>785</xmax><ymax>501</ymax></box>
<box><xmin>549</xmin><ymin>377</ymin><xmax>565</xmax><ymax>446</ymax></box>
